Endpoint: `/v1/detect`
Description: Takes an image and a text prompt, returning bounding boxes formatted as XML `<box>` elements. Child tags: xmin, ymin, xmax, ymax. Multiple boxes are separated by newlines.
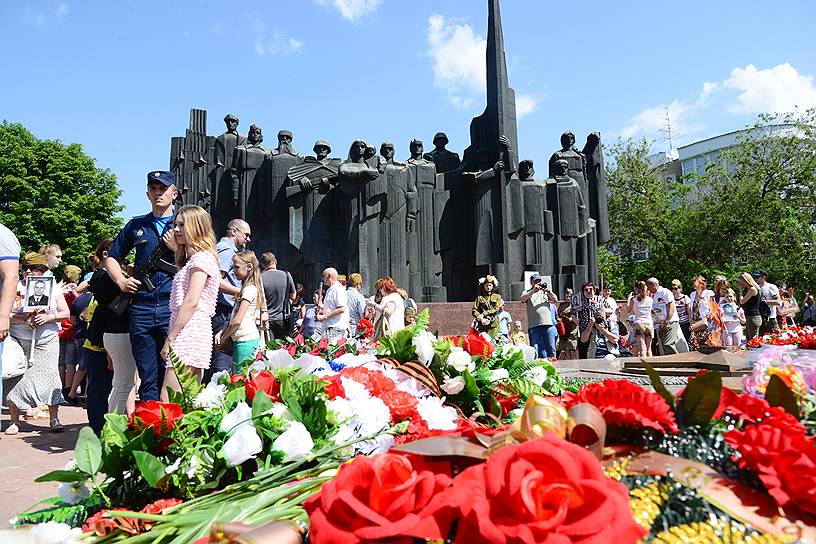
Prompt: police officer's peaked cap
<box><xmin>147</xmin><ymin>170</ymin><xmax>176</xmax><ymax>186</ymax></box>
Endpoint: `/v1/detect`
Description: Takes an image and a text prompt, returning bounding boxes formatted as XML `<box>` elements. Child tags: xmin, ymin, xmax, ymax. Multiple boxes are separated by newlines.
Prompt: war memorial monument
<box><xmin>168</xmin><ymin>0</ymin><xmax>610</xmax><ymax>302</ymax></box>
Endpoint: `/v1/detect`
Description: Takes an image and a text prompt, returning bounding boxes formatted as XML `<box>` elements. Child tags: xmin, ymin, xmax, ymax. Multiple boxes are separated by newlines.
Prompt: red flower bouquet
<box><xmin>304</xmin><ymin>453</ymin><xmax>456</xmax><ymax>544</ymax></box>
<box><xmin>449</xmin><ymin>433</ymin><xmax>645</xmax><ymax>544</ymax></box>
<box><xmin>357</xmin><ymin>318</ymin><xmax>375</xmax><ymax>339</ymax></box>
<box><xmin>563</xmin><ymin>379</ymin><xmax>679</xmax><ymax>435</ymax></box>
<box><xmin>244</xmin><ymin>370</ymin><xmax>282</xmax><ymax>403</ymax></box>
<box><xmin>129</xmin><ymin>400</ymin><xmax>183</xmax><ymax>436</ymax></box>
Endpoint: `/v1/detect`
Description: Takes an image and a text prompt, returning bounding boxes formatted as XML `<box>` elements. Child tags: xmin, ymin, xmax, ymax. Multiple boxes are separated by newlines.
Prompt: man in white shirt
<box><xmin>0</xmin><ymin>223</ymin><xmax>21</xmax><ymax>414</ymax></box>
<box><xmin>316</xmin><ymin>267</ymin><xmax>349</xmax><ymax>340</ymax></box>
<box><xmin>754</xmin><ymin>270</ymin><xmax>781</xmax><ymax>334</ymax></box>
<box><xmin>519</xmin><ymin>273</ymin><xmax>558</xmax><ymax>358</ymax></box>
<box><xmin>647</xmin><ymin>277</ymin><xmax>680</xmax><ymax>355</ymax></box>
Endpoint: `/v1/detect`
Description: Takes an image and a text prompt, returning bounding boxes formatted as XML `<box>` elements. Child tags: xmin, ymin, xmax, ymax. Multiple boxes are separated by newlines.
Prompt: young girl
<box><xmin>472</xmin><ymin>275</ymin><xmax>503</xmax><ymax>335</ymax></box>
<box><xmin>219</xmin><ymin>250</ymin><xmax>265</xmax><ymax>365</ymax></box>
<box><xmin>627</xmin><ymin>281</ymin><xmax>654</xmax><ymax>357</ymax></box>
<box><xmin>510</xmin><ymin>320</ymin><xmax>528</xmax><ymax>345</ymax></box>
<box><xmin>161</xmin><ymin>205</ymin><xmax>220</xmax><ymax>399</ymax></box>
<box><xmin>719</xmin><ymin>288</ymin><xmax>746</xmax><ymax>348</ymax></box>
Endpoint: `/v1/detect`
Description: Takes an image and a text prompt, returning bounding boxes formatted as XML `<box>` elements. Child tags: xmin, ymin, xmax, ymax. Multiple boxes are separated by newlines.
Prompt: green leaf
<box><xmin>680</xmin><ymin>371</ymin><xmax>722</xmax><ymax>426</ymax></box>
<box><xmin>765</xmin><ymin>374</ymin><xmax>801</xmax><ymax>419</ymax></box>
<box><xmin>75</xmin><ymin>427</ymin><xmax>102</xmax><ymax>476</ymax></box>
<box><xmin>225</xmin><ymin>385</ymin><xmax>247</xmax><ymax>407</ymax></box>
<box><xmin>252</xmin><ymin>390</ymin><xmax>274</xmax><ymax>420</ymax></box>
<box><xmin>35</xmin><ymin>470</ymin><xmax>88</xmax><ymax>483</ymax></box>
<box><xmin>133</xmin><ymin>450</ymin><xmax>167</xmax><ymax>488</ymax></box>
<box><xmin>640</xmin><ymin>359</ymin><xmax>676</xmax><ymax>410</ymax></box>
<box><xmin>101</xmin><ymin>413</ymin><xmax>128</xmax><ymax>449</ymax></box>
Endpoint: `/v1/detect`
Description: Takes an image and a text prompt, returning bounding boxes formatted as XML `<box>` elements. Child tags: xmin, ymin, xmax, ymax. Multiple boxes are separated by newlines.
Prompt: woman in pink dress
<box><xmin>160</xmin><ymin>205</ymin><xmax>220</xmax><ymax>400</ymax></box>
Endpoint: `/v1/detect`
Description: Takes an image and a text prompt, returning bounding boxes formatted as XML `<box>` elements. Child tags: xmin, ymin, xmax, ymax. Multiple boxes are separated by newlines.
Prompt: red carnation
<box><xmin>725</xmin><ymin>420</ymin><xmax>816</xmax><ymax>515</ymax></box>
<box><xmin>304</xmin><ymin>453</ymin><xmax>456</xmax><ymax>544</ymax></box>
<box><xmin>244</xmin><ymin>370</ymin><xmax>282</xmax><ymax>403</ymax></box>
<box><xmin>323</xmin><ymin>374</ymin><xmax>345</xmax><ymax>400</ymax></box>
<box><xmin>129</xmin><ymin>400</ymin><xmax>184</xmax><ymax>436</ymax></box>
<box><xmin>340</xmin><ymin>367</ymin><xmax>397</xmax><ymax>397</ymax></box>
<box><xmin>449</xmin><ymin>433</ymin><xmax>646</xmax><ymax>543</ymax></box>
<box><xmin>380</xmin><ymin>388</ymin><xmax>421</xmax><ymax>425</ymax></box>
<box><xmin>563</xmin><ymin>379</ymin><xmax>679</xmax><ymax>435</ymax></box>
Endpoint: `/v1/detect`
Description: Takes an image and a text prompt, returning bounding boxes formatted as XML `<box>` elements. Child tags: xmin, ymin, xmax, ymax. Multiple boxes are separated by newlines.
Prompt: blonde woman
<box><xmin>218</xmin><ymin>250</ymin><xmax>265</xmax><ymax>366</ymax></box>
<box><xmin>738</xmin><ymin>272</ymin><xmax>762</xmax><ymax>340</ymax></box>
<box><xmin>627</xmin><ymin>281</ymin><xmax>653</xmax><ymax>357</ymax></box>
<box><xmin>160</xmin><ymin>206</ymin><xmax>220</xmax><ymax>398</ymax></box>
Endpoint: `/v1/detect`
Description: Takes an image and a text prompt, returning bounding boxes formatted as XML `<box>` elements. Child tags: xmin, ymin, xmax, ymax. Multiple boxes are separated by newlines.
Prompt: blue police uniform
<box><xmin>108</xmin><ymin>171</ymin><xmax>176</xmax><ymax>401</ymax></box>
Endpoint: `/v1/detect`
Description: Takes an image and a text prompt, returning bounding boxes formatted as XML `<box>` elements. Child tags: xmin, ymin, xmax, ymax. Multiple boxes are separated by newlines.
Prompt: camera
<box><xmin>594</xmin><ymin>313</ymin><xmax>605</xmax><ymax>326</ymax></box>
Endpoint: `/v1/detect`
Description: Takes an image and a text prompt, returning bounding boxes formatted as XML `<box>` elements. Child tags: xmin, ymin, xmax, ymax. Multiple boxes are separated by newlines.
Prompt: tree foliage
<box><xmin>0</xmin><ymin>121</ymin><xmax>123</xmax><ymax>268</ymax></box>
<box><xmin>605</xmin><ymin>109</ymin><xmax>816</xmax><ymax>296</ymax></box>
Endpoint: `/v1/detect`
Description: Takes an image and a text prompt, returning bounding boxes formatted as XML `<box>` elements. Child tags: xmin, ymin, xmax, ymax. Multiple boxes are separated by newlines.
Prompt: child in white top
<box><xmin>627</xmin><ymin>281</ymin><xmax>654</xmax><ymax>357</ymax></box>
<box><xmin>218</xmin><ymin>250</ymin><xmax>265</xmax><ymax>366</ymax></box>
<box><xmin>719</xmin><ymin>289</ymin><xmax>746</xmax><ymax>347</ymax></box>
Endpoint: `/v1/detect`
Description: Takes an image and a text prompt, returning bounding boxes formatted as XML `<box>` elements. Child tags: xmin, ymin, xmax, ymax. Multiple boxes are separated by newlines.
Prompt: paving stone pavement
<box><xmin>0</xmin><ymin>405</ymin><xmax>87</xmax><ymax>527</ymax></box>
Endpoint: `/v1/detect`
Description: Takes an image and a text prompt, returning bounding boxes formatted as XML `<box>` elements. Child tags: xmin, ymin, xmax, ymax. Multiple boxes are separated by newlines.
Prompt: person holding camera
<box><xmin>520</xmin><ymin>273</ymin><xmax>558</xmax><ymax>358</ymax></box>
<box><xmin>581</xmin><ymin>308</ymin><xmax>620</xmax><ymax>358</ymax></box>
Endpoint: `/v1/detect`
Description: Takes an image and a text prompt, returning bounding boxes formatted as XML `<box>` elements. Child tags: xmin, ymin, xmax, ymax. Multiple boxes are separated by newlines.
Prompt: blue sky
<box><xmin>2</xmin><ymin>0</ymin><xmax>816</xmax><ymax>219</ymax></box>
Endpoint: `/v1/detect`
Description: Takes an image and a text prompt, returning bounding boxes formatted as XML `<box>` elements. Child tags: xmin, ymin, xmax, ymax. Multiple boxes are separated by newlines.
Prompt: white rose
<box><xmin>221</xmin><ymin>424</ymin><xmax>263</xmax><ymax>467</ymax></box>
<box><xmin>486</xmin><ymin>368</ymin><xmax>509</xmax><ymax>382</ymax></box>
<box><xmin>57</xmin><ymin>482</ymin><xmax>89</xmax><ymax>505</ymax></box>
<box><xmin>265</xmin><ymin>348</ymin><xmax>295</xmax><ymax>369</ymax></box>
<box><xmin>446</xmin><ymin>347</ymin><xmax>475</xmax><ymax>373</ymax></box>
<box><xmin>210</xmin><ymin>370</ymin><xmax>230</xmax><ymax>385</ymax></box>
<box><xmin>272</xmin><ymin>421</ymin><xmax>314</xmax><ymax>461</ymax></box>
<box><xmin>412</xmin><ymin>331</ymin><xmax>437</xmax><ymax>365</ymax></box>
<box><xmin>521</xmin><ymin>344</ymin><xmax>537</xmax><ymax>362</ymax></box>
<box><xmin>30</xmin><ymin>521</ymin><xmax>83</xmax><ymax>544</ymax></box>
<box><xmin>194</xmin><ymin>381</ymin><xmax>227</xmax><ymax>410</ymax></box>
<box><xmin>219</xmin><ymin>401</ymin><xmax>253</xmax><ymax>435</ymax></box>
<box><xmin>522</xmin><ymin>366</ymin><xmax>550</xmax><ymax>387</ymax></box>
<box><xmin>441</xmin><ymin>375</ymin><xmax>465</xmax><ymax>395</ymax></box>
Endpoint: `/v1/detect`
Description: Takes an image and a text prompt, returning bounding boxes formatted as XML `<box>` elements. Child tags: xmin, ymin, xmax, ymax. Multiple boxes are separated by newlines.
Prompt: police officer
<box><xmin>105</xmin><ymin>171</ymin><xmax>177</xmax><ymax>401</ymax></box>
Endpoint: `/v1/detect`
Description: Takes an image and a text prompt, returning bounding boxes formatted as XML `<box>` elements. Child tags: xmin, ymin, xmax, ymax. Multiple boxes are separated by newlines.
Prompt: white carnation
<box><xmin>272</xmin><ymin>421</ymin><xmax>314</xmax><ymax>461</ymax></box>
<box><xmin>446</xmin><ymin>347</ymin><xmax>475</xmax><ymax>373</ymax></box>
<box><xmin>441</xmin><ymin>375</ymin><xmax>465</xmax><ymax>395</ymax></box>
<box><xmin>30</xmin><ymin>521</ymin><xmax>83</xmax><ymax>544</ymax></box>
<box><xmin>417</xmin><ymin>397</ymin><xmax>458</xmax><ymax>431</ymax></box>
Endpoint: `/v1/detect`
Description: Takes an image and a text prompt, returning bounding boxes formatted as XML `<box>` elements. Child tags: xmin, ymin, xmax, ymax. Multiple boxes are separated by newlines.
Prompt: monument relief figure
<box><xmin>548</xmin><ymin>131</ymin><xmax>588</xmax><ymax>200</ymax></box>
<box><xmin>427</xmin><ymin>132</ymin><xmax>461</xmax><ymax>174</ymax></box>
<box><xmin>582</xmin><ymin>132</ymin><xmax>610</xmax><ymax>244</ymax></box>
<box><xmin>519</xmin><ymin>159</ymin><xmax>555</xmax><ymax>276</ymax></box>
<box><xmin>229</xmin><ymin>123</ymin><xmax>268</xmax><ymax>222</ymax></box>
<box><xmin>406</xmin><ymin>139</ymin><xmax>446</xmax><ymax>301</ymax></box>
<box><xmin>546</xmin><ymin>157</ymin><xmax>591</xmax><ymax>291</ymax></box>
<box><xmin>372</xmin><ymin>141</ymin><xmax>410</xmax><ymax>286</ymax></box>
<box><xmin>266</xmin><ymin>130</ymin><xmax>304</xmax><ymax>257</ymax></box>
<box><xmin>211</xmin><ymin>113</ymin><xmax>247</xmax><ymax>232</ymax></box>
<box><xmin>339</xmin><ymin>140</ymin><xmax>380</xmax><ymax>283</ymax></box>
<box><xmin>286</xmin><ymin>139</ymin><xmax>342</xmax><ymax>291</ymax></box>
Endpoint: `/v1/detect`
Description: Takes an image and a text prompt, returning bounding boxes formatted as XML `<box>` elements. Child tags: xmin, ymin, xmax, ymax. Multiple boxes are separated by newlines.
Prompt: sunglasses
<box><xmin>671</xmin><ymin>286</ymin><xmax>681</xmax><ymax>290</ymax></box>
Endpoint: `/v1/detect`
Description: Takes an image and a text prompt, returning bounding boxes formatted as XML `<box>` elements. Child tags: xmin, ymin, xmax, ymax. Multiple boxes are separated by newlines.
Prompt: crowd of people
<box><xmin>0</xmin><ymin>171</ymin><xmax>418</xmax><ymax>437</ymax></box>
<box><xmin>0</xmin><ymin>169</ymin><xmax>809</xmax><ymax>438</ymax></box>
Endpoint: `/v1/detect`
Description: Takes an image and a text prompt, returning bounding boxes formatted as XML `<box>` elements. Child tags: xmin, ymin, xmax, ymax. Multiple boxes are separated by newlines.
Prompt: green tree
<box><xmin>0</xmin><ymin>121</ymin><xmax>123</xmax><ymax>269</ymax></box>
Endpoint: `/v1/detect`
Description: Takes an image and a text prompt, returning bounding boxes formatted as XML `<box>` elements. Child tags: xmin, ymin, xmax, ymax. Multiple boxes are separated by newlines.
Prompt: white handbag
<box><xmin>2</xmin><ymin>336</ymin><xmax>27</xmax><ymax>379</ymax></box>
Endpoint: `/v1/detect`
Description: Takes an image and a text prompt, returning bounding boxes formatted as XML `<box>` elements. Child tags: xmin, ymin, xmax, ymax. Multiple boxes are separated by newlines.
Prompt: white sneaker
<box><xmin>50</xmin><ymin>418</ymin><xmax>64</xmax><ymax>432</ymax></box>
<box><xmin>5</xmin><ymin>423</ymin><xmax>19</xmax><ymax>435</ymax></box>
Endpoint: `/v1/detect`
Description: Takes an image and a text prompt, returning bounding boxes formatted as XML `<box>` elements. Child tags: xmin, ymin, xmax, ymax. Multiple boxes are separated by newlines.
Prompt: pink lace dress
<box><xmin>168</xmin><ymin>251</ymin><xmax>220</xmax><ymax>369</ymax></box>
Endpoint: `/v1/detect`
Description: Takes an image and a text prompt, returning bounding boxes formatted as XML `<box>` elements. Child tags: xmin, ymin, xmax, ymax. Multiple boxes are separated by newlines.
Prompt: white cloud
<box><xmin>515</xmin><ymin>93</ymin><xmax>538</xmax><ymax>119</ymax></box>
<box><xmin>55</xmin><ymin>3</ymin><xmax>68</xmax><ymax>18</ymax></box>
<box><xmin>24</xmin><ymin>11</ymin><xmax>48</xmax><ymax>27</ymax></box>
<box><xmin>426</xmin><ymin>14</ymin><xmax>485</xmax><ymax>109</ymax></box>
<box><xmin>245</xmin><ymin>12</ymin><xmax>303</xmax><ymax>56</ymax></box>
<box><xmin>318</xmin><ymin>0</ymin><xmax>382</xmax><ymax>22</ymax></box>
<box><xmin>620</xmin><ymin>82</ymin><xmax>714</xmax><ymax>141</ymax></box>
<box><xmin>724</xmin><ymin>63</ymin><xmax>816</xmax><ymax>114</ymax></box>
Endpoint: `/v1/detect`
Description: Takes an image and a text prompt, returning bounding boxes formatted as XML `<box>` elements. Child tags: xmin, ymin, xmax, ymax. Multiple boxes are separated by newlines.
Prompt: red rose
<box><xmin>129</xmin><ymin>400</ymin><xmax>184</xmax><ymax>436</ymax></box>
<box><xmin>357</xmin><ymin>318</ymin><xmax>375</xmax><ymax>339</ymax></box>
<box><xmin>725</xmin><ymin>420</ymin><xmax>816</xmax><ymax>515</ymax></box>
<box><xmin>304</xmin><ymin>453</ymin><xmax>456</xmax><ymax>544</ymax></box>
<box><xmin>449</xmin><ymin>433</ymin><xmax>644</xmax><ymax>544</ymax></box>
<box><xmin>563</xmin><ymin>379</ymin><xmax>679</xmax><ymax>435</ymax></box>
<box><xmin>244</xmin><ymin>370</ymin><xmax>282</xmax><ymax>403</ymax></box>
<box><xmin>462</xmin><ymin>330</ymin><xmax>495</xmax><ymax>358</ymax></box>
<box><xmin>230</xmin><ymin>373</ymin><xmax>246</xmax><ymax>384</ymax></box>
<box><xmin>494</xmin><ymin>391</ymin><xmax>521</xmax><ymax>418</ymax></box>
